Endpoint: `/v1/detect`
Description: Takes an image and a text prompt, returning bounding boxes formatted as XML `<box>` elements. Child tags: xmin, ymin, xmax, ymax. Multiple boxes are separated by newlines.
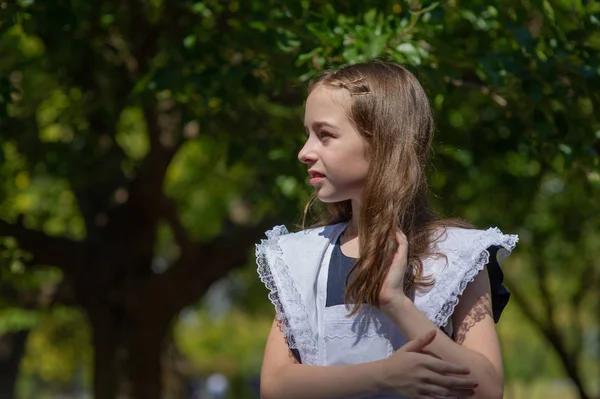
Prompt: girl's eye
<box><xmin>319</xmin><ymin>131</ymin><xmax>333</xmax><ymax>139</ymax></box>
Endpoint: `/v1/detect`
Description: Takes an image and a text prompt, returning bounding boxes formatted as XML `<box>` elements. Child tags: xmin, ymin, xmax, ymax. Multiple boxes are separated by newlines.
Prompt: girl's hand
<box><xmin>378</xmin><ymin>330</ymin><xmax>477</xmax><ymax>398</ymax></box>
<box><xmin>379</xmin><ymin>231</ymin><xmax>409</xmax><ymax>311</ymax></box>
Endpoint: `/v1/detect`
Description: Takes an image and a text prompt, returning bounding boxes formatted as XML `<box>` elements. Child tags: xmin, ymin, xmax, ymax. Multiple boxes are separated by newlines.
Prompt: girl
<box><xmin>256</xmin><ymin>61</ymin><xmax>517</xmax><ymax>399</ymax></box>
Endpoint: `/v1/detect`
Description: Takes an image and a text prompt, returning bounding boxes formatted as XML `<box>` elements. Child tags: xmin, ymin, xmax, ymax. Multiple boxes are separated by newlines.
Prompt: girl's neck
<box><xmin>340</xmin><ymin>198</ymin><xmax>361</xmax><ymax>257</ymax></box>
<box><xmin>347</xmin><ymin>198</ymin><xmax>362</xmax><ymax>237</ymax></box>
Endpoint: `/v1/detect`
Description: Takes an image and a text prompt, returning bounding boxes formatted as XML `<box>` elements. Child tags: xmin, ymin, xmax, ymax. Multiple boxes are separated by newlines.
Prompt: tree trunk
<box><xmin>0</xmin><ymin>330</ymin><xmax>29</xmax><ymax>399</ymax></box>
<box><xmin>89</xmin><ymin>303</ymin><xmax>170</xmax><ymax>399</ymax></box>
<box><xmin>90</xmin><ymin>308</ymin><xmax>121</xmax><ymax>399</ymax></box>
<box><xmin>129</xmin><ymin>321</ymin><xmax>165</xmax><ymax>399</ymax></box>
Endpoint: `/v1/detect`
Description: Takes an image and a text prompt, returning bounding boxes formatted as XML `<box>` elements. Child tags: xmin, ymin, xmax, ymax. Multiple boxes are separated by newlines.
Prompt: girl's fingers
<box><xmin>425</xmin><ymin>357</ymin><xmax>471</xmax><ymax>375</ymax></box>
<box><xmin>399</xmin><ymin>330</ymin><xmax>437</xmax><ymax>353</ymax></box>
<box><xmin>420</xmin><ymin>348</ymin><xmax>443</xmax><ymax>360</ymax></box>
<box><xmin>400</xmin><ymin>330</ymin><xmax>437</xmax><ymax>352</ymax></box>
<box><xmin>423</xmin><ymin>384</ymin><xmax>475</xmax><ymax>398</ymax></box>
<box><xmin>392</xmin><ymin>231</ymin><xmax>408</xmax><ymax>264</ymax></box>
<box><xmin>395</xmin><ymin>231</ymin><xmax>408</xmax><ymax>249</ymax></box>
<box><xmin>395</xmin><ymin>230</ymin><xmax>407</xmax><ymax>241</ymax></box>
<box><xmin>448</xmin><ymin>389</ymin><xmax>475</xmax><ymax>398</ymax></box>
<box><xmin>426</xmin><ymin>373</ymin><xmax>478</xmax><ymax>390</ymax></box>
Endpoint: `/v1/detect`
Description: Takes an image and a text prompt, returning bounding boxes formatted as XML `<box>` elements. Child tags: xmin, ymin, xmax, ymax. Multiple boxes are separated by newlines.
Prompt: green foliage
<box><xmin>0</xmin><ymin>0</ymin><xmax>599</xmax><ymax>397</ymax></box>
<box><xmin>174</xmin><ymin>309</ymin><xmax>271</xmax><ymax>377</ymax></box>
<box><xmin>16</xmin><ymin>307</ymin><xmax>92</xmax><ymax>397</ymax></box>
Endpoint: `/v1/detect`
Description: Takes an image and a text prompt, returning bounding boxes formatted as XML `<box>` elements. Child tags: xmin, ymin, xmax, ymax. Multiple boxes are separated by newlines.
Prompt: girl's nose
<box><xmin>297</xmin><ymin>141</ymin><xmax>316</xmax><ymax>165</ymax></box>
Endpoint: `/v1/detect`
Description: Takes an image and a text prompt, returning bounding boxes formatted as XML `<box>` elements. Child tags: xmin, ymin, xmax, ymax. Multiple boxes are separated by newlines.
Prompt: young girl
<box><xmin>256</xmin><ymin>61</ymin><xmax>517</xmax><ymax>399</ymax></box>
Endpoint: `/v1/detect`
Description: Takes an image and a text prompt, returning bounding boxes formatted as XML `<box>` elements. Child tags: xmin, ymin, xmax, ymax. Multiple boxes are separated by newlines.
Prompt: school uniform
<box><xmin>256</xmin><ymin>222</ymin><xmax>517</xmax><ymax>397</ymax></box>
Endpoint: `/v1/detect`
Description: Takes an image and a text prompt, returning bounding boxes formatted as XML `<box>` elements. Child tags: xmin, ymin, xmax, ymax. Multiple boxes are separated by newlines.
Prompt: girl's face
<box><xmin>298</xmin><ymin>86</ymin><xmax>370</xmax><ymax>203</ymax></box>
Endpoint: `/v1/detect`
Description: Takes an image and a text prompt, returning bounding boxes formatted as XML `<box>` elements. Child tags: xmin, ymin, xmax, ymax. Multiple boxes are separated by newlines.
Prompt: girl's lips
<box><xmin>308</xmin><ymin>171</ymin><xmax>325</xmax><ymax>185</ymax></box>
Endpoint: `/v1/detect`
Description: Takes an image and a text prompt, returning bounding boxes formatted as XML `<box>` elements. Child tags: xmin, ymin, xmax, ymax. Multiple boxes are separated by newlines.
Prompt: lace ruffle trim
<box><xmin>433</xmin><ymin>227</ymin><xmax>519</xmax><ymax>328</ymax></box>
<box><xmin>324</xmin><ymin>322</ymin><xmax>384</xmax><ymax>339</ymax></box>
<box><xmin>256</xmin><ymin>226</ymin><xmax>318</xmax><ymax>365</ymax></box>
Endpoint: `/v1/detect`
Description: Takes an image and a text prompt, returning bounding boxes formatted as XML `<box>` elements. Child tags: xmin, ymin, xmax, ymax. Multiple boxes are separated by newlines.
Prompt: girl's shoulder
<box><xmin>431</xmin><ymin>225</ymin><xmax>518</xmax><ymax>257</ymax></box>
<box><xmin>255</xmin><ymin>223</ymin><xmax>346</xmax><ymax>365</ymax></box>
<box><xmin>424</xmin><ymin>225</ymin><xmax>519</xmax><ymax>280</ymax></box>
<box><xmin>256</xmin><ymin>223</ymin><xmax>346</xmax><ymax>248</ymax></box>
<box><xmin>416</xmin><ymin>226</ymin><xmax>519</xmax><ymax>328</ymax></box>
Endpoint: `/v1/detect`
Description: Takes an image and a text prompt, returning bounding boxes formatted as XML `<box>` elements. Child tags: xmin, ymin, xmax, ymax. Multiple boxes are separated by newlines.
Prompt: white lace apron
<box><xmin>256</xmin><ymin>223</ymin><xmax>518</xmax><ymax>397</ymax></box>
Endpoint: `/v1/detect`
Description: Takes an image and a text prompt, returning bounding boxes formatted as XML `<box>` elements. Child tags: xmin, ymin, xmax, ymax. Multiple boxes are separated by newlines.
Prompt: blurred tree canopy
<box><xmin>1</xmin><ymin>1</ymin><xmax>599</xmax><ymax>399</ymax></box>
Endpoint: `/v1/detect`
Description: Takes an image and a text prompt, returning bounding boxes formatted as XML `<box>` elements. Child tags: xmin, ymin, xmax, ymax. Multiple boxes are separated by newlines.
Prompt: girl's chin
<box><xmin>315</xmin><ymin>191</ymin><xmax>348</xmax><ymax>204</ymax></box>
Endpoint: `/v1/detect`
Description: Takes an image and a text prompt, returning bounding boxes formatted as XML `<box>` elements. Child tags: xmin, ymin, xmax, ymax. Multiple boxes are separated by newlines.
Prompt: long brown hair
<box><xmin>302</xmin><ymin>61</ymin><xmax>472</xmax><ymax>314</ymax></box>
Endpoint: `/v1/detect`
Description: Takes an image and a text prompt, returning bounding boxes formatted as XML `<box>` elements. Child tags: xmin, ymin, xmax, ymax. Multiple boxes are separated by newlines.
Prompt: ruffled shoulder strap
<box><xmin>256</xmin><ymin>225</ymin><xmax>334</xmax><ymax>365</ymax></box>
<box><xmin>414</xmin><ymin>227</ymin><xmax>518</xmax><ymax>328</ymax></box>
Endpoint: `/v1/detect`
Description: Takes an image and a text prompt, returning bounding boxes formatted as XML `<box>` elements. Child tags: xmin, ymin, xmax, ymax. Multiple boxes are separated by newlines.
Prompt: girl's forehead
<box><xmin>305</xmin><ymin>86</ymin><xmax>351</xmax><ymax>123</ymax></box>
<box><xmin>308</xmin><ymin>85</ymin><xmax>351</xmax><ymax>105</ymax></box>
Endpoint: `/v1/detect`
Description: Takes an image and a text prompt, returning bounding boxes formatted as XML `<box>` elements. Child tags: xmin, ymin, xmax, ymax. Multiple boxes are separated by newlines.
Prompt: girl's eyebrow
<box><xmin>304</xmin><ymin>121</ymin><xmax>337</xmax><ymax>130</ymax></box>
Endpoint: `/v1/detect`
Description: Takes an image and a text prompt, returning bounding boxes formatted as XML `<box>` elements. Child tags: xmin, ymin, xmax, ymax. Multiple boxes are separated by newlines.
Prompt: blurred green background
<box><xmin>1</xmin><ymin>1</ymin><xmax>599</xmax><ymax>398</ymax></box>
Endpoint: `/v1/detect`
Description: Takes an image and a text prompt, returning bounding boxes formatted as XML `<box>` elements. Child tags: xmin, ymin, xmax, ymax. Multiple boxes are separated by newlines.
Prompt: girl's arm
<box><xmin>260</xmin><ymin>317</ymin><xmax>477</xmax><ymax>399</ymax></box>
<box><xmin>260</xmin><ymin>317</ymin><xmax>381</xmax><ymax>399</ymax></box>
<box><xmin>382</xmin><ymin>266</ymin><xmax>504</xmax><ymax>399</ymax></box>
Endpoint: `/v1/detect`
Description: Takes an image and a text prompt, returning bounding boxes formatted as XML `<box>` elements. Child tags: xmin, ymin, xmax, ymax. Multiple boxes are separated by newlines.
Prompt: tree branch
<box><xmin>127</xmin><ymin>100</ymin><xmax>184</xmax><ymax>212</ymax></box>
<box><xmin>503</xmin><ymin>276</ymin><xmax>546</xmax><ymax>334</ymax></box>
<box><xmin>125</xmin><ymin>0</ymin><xmax>160</xmax><ymax>75</ymax></box>
<box><xmin>0</xmin><ymin>219</ymin><xmax>84</xmax><ymax>276</ymax></box>
<box><xmin>572</xmin><ymin>257</ymin><xmax>597</xmax><ymax>306</ymax></box>
<box><xmin>160</xmin><ymin>196</ymin><xmax>193</xmax><ymax>255</ymax></box>
<box><xmin>142</xmin><ymin>220</ymin><xmax>274</xmax><ymax>320</ymax></box>
<box><xmin>533</xmin><ymin>256</ymin><xmax>555</xmax><ymax>330</ymax></box>
<box><xmin>444</xmin><ymin>76</ymin><xmax>508</xmax><ymax>107</ymax></box>
<box><xmin>570</xmin><ymin>255</ymin><xmax>598</xmax><ymax>358</ymax></box>
<box><xmin>507</xmin><ymin>264</ymin><xmax>589</xmax><ymax>398</ymax></box>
